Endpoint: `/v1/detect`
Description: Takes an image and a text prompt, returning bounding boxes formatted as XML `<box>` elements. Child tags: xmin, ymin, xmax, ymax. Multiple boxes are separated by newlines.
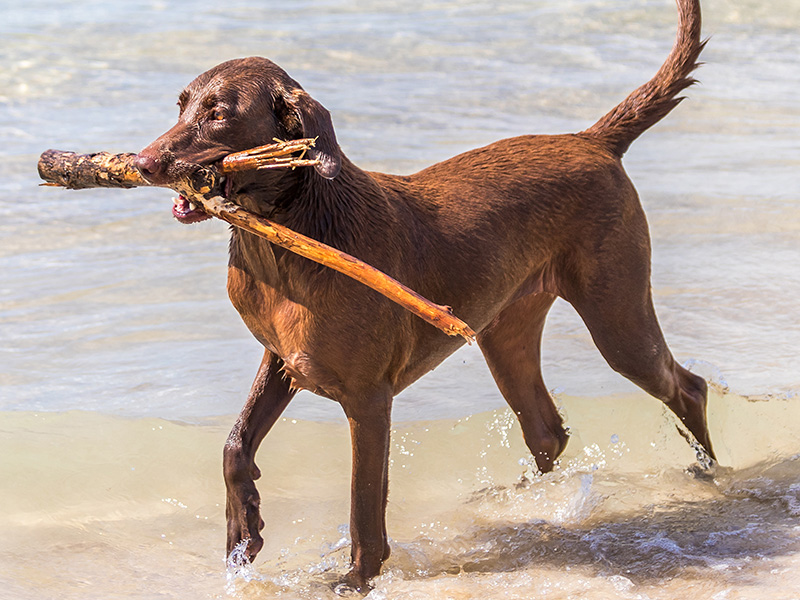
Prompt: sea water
<box><xmin>1</xmin><ymin>1</ymin><xmax>799</xmax><ymax>598</ymax></box>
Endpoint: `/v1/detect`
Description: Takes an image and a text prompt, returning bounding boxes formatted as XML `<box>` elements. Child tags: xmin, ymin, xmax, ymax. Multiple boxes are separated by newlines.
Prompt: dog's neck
<box><xmin>227</xmin><ymin>153</ymin><xmax>397</xmax><ymax>284</ymax></box>
<box><xmin>232</xmin><ymin>153</ymin><xmax>390</xmax><ymax>243</ymax></box>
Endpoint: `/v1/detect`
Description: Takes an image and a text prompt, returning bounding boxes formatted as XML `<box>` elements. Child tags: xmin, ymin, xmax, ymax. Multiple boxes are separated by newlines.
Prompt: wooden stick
<box><xmin>38</xmin><ymin>150</ymin><xmax>146</xmax><ymax>189</ymax></box>
<box><xmin>220</xmin><ymin>138</ymin><xmax>320</xmax><ymax>172</ymax></box>
<box><xmin>187</xmin><ymin>193</ymin><xmax>475</xmax><ymax>341</ymax></box>
<box><xmin>37</xmin><ymin>147</ymin><xmax>476</xmax><ymax>342</ymax></box>
<box><xmin>37</xmin><ymin>139</ymin><xmax>320</xmax><ymax>189</ymax></box>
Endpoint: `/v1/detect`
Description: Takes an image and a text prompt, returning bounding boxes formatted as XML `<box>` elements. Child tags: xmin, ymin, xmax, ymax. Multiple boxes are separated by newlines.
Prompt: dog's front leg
<box><xmin>339</xmin><ymin>387</ymin><xmax>393</xmax><ymax>592</ymax></box>
<box><xmin>223</xmin><ymin>350</ymin><xmax>296</xmax><ymax>562</ymax></box>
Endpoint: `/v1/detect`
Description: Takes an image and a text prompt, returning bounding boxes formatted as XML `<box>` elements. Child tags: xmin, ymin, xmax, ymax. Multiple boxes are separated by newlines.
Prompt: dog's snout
<box><xmin>135</xmin><ymin>152</ymin><xmax>166</xmax><ymax>184</ymax></box>
<box><xmin>135</xmin><ymin>154</ymin><xmax>158</xmax><ymax>176</ymax></box>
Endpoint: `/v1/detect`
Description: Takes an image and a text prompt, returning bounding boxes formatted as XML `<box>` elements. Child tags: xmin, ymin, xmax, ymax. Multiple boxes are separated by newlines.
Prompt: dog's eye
<box><xmin>210</xmin><ymin>108</ymin><xmax>227</xmax><ymax>122</ymax></box>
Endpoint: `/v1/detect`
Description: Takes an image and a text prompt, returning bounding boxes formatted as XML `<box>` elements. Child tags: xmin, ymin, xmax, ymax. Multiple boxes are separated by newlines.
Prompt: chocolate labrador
<box><xmin>135</xmin><ymin>0</ymin><xmax>712</xmax><ymax>590</ymax></box>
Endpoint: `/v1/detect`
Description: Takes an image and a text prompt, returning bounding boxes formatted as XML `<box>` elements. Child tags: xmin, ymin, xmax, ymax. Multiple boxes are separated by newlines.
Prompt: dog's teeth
<box><xmin>189</xmin><ymin>202</ymin><xmax>197</xmax><ymax>211</ymax></box>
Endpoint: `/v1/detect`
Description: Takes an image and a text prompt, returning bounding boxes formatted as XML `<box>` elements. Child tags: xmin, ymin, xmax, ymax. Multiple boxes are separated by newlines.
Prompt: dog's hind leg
<box><xmin>477</xmin><ymin>292</ymin><xmax>569</xmax><ymax>473</ymax></box>
<box><xmin>562</xmin><ymin>229</ymin><xmax>715</xmax><ymax>462</ymax></box>
<box><xmin>223</xmin><ymin>350</ymin><xmax>296</xmax><ymax>561</ymax></box>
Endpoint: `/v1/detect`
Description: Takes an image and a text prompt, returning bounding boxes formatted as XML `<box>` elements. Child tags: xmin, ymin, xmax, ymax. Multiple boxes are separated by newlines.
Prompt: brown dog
<box><xmin>135</xmin><ymin>0</ymin><xmax>712</xmax><ymax>589</ymax></box>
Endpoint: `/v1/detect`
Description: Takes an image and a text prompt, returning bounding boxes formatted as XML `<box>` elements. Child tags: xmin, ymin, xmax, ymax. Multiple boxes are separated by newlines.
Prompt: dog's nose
<box><xmin>135</xmin><ymin>153</ymin><xmax>164</xmax><ymax>183</ymax></box>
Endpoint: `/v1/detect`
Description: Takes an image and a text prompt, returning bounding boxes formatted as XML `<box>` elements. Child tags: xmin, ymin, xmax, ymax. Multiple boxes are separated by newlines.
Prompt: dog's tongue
<box><xmin>172</xmin><ymin>194</ymin><xmax>211</xmax><ymax>224</ymax></box>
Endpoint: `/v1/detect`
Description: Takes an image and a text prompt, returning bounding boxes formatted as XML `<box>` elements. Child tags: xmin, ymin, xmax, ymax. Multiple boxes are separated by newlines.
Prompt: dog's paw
<box><xmin>226</xmin><ymin>490</ymin><xmax>265</xmax><ymax>561</ymax></box>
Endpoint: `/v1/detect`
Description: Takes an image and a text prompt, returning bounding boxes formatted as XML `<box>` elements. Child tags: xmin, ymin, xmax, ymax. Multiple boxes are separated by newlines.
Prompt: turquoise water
<box><xmin>1</xmin><ymin>1</ymin><xmax>799</xmax><ymax>598</ymax></box>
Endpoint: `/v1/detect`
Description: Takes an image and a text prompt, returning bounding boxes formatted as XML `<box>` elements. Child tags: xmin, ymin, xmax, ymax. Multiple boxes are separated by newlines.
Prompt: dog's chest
<box><xmin>227</xmin><ymin>262</ymin><xmax>304</xmax><ymax>348</ymax></box>
<box><xmin>226</xmin><ymin>263</ymin><xmax>346</xmax><ymax>398</ymax></box>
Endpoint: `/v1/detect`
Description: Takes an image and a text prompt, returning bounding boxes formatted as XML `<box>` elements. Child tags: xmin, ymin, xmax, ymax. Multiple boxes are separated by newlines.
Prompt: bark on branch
<box><xmin>37</xmin><ymin>142</ymin><xmax>476</xmax><ymax>342</ymax></box>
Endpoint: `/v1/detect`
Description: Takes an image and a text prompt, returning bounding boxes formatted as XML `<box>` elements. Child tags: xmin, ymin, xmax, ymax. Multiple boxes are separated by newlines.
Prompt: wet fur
<box><xmin>136</xmin><ymin>0</ymin><xmax>713</xmax><ymax>590</ymax></box>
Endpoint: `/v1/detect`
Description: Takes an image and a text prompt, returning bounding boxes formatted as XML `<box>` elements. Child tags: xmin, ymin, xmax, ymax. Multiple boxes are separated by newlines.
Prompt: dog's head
<box><xmin>135</xmin><ymin>57</ymin><xmax>341</xmax><ymax>222</ymax></box>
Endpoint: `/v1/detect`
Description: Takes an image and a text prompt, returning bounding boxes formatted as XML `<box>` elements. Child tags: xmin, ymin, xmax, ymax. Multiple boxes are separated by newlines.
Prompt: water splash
<box><xmin>312</xmin><ymin>524</ymin><xmax>352</xmax><ymax>576</ymax></box>
<box><xmin>683</xmin><ymin>358</ymin><xmax>730</xmax><ymax>392</ymax></box>
<box><xmin>225</xmin><ymin>539</ymin><xmax>264</xmax><ymax>596</ymax></box>
<box><xmin>675</xmin><ymin>422</ymin><xmax>715</xmax><ymax>472</ymax></box>
<box><xmin>333</xmin><ymin>582</ymin><xmax>362</xmax><ymax>597</ymax></box>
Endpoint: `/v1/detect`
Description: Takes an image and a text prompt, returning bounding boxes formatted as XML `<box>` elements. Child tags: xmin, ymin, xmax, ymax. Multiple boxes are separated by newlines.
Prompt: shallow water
<box><xmin>2</xmin><ymin>392</ymin><xmax>800</xmax><ymax>600</ymax></box>
<box><xmin>1</xmin><ymin>0</ymin><xmax>799</xmax><ymax>598</ymax></box>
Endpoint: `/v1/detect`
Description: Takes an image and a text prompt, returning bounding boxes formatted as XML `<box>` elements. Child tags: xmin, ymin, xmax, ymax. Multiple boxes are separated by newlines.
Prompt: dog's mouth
<box><xmin>171</xmin><ymin>173</ymin><xmax>231</xmax><ymax>225</ymax></box>
<box><xmin>172</xmin><ymin>194</ymin><xmax>212</xmax><ymax>224</ymax></box>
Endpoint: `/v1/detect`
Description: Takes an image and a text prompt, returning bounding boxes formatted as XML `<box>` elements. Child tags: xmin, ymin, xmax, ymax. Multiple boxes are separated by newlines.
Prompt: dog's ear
<box><xmin>278</xmin><ymin>89</ymin><xmax>342</xmax><ymax>180</ymax></box>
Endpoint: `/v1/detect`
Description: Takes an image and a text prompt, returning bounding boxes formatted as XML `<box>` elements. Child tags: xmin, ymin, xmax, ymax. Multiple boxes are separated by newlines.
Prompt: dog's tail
<box><xmin>582</xmin><ymin>0</ymin><xmax>705</xmax><ymax>157</ymax></box>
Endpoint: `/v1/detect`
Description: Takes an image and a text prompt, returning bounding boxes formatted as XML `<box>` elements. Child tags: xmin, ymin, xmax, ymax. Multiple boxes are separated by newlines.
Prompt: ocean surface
<box><xmin>1</xmin><ymin>0</ymin><xmax>799</xmax><ymax>598</ymax></box>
